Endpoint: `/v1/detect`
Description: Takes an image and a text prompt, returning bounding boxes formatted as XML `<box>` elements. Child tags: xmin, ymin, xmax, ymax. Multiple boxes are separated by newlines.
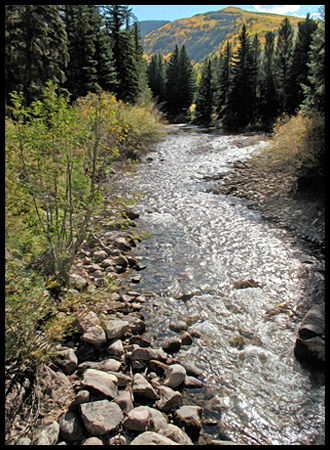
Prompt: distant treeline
<box><xmin>148</xmin><ymin>12</ymin><xmax>325</xmax><ymax>131</ymax></box>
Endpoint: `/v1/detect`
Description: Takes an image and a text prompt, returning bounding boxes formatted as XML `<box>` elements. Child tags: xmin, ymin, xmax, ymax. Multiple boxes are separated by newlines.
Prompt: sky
<box><xmin>128</xmin><ymin>4</ymin><xmax>322</xmax><ymax>22</ymax></box>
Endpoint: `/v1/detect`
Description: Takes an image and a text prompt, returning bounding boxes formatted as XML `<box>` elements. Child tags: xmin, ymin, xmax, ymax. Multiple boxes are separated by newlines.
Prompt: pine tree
<box><xmin>5</xmin><ymin>5</ymin><xmax>69</xmax><ymax>106</ymax></box>
<box><xmin>259</xmin><ymin>31</ymin><xmax>278</xmax><ymax>129</ymax></box>
<box><xmin>250</xmin><ymin>33</ymin><xmax>262</xmax><ymax>123</ymax></box>
<box><xmin>103</xmin><ymin>5</ymin><xmax>140</xmax><ymax>103</ymax></box>
<box><xmin>214</xmin><ymin>42</ymin><xmax>233</xmax><ymax>122</ymax></box>
<box><xmin>301</xmin><ymin>23</ymin><xmax>325</xmax><ymax>114</ymax></box>
<box><xmin>132</xmin><ymin>21</ymin><xmax>151</xmax><ymax>102</ymax></box>
<box><xmin>147</xmin><ymin>54</ymin><xmax>166</xmax><ymax>103</ymax></box>
<box><xmin>165</xmin><ymin>45</ymin><xmax>195</xmax><ymax>119</ymax></box>
<box><xmin>194</xmin><ymin>59</ymin><xmax>214</xmax><ymax>125</ymax></box>
<box><xmin>287</xmin><ymin>14</ymin><xmax>318</xmax><ymax>114</ymax></box>
<box><xmin>274</xmin><ymin>17</ymin><xmax>294</xmax><ymax>114</ymax></box>
<box><xmin>223</xmin><ymin>23</ymin><xmax>254</xmax><ymax>130</ymax></box>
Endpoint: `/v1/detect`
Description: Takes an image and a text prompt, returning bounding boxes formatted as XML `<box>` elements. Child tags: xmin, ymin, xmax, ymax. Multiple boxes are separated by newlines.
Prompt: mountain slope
<box><xmin>138</xmin><ymin>20</ymin><xmax>170</xmax><ymax>37</ymax></box>
<box><xmin>142</xmin><ymin>7</ymin><xmax>304</xmax><ymax>63</ymax></box>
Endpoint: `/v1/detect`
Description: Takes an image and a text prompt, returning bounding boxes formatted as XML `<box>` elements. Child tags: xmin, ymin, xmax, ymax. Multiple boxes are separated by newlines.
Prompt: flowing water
<box><xmin>113</xmin><ymin>125</ymin><xmax>324</xmax><ymax>445</ymax></box>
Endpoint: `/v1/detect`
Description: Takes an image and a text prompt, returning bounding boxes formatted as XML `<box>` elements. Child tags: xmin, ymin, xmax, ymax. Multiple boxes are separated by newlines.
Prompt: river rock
<box><xmin>53</xmin><ymin>348</ymin><xmax>78</xmax><ymax>374</ymax></box>
<box><xmin>69</xmin><ymin>390</ymin><xmax>90</xmax><ymax>411</ymax></box>
<box><xmin>180</xmin><ymin>331</ymin><xmax>193</xmax><ymax>345</ymax></box>
<box><xmin>114</xmin><ymin>390</ymin><xmax>134</xmax><ymax>412</ymax></box>
<box><xmin>107</xmin><ymin>339</ymin><xmax>124</xmax><ymax>357</ymax></box>
<box><xmin>162</xmin><ymin>337</ymin><xmax>182</xmax><ymax>353</ymax></box>
<box><xmin>130</xmin><ymin>431</ymin><xmax>181</xmax><ymax>445</ymax></box>
<box><xmin>184</xmin><ymin>375</ymin><xmax>204</xmax><ymax>388</ymax></box>
<box><xmin>155</xmin><ymin>385</ymin><xmax>183</xmax><ymax>411</ymax></box>
<box><xmin>32</xmin><ymin>421</ymin><xmax>60</xmax><ymax>445</ymax></box>
<box><xmin>77</xmin><ymin>311</ymin><xmax>101</xmax><ymax>332</ymax></box>
<box><xmin>103</xmin><ymin>318</ymin><xmax>130</xmax><ymax>340</ymax></box>
<box><xmin>114</xmin><ymin>237</ymin><xmax>131</xmax><ymax>250</ymax></box>
<box><xmin>93</xmin><ymin>250</ymin><xmax>108</xmax><ymax>262</ymax></box>
<box><xmin>81</xmin><ymin>325</ymin><xmax>107</xmax><ymax>349</ymax></box>
<box><xmin>163</xmin><ymin>364</ymin><xmax>186</xmax><ymax>388</ymax></box>
<box><xmin>122</xmin><ymin>405</ymin><xmax>150</xmax><ymax>432</ymax></box>
<box><xmin>169</xmin><ymin>320</ymin><xmax>188</xmax><ymax>332</ymax></box>
<box><xmin>294</xmin><ymin>303</ymin><xmax>325</xmax><ymax>368</ymax></box>
<box><xmin>159</xmin><ymin>424</ymin><xmax>193</xmax><ymax>445</ymax></box>
<box><xmin>58</xmin><ymin>411</ymin><xmax>84</xmax><ymax>442</ymax></box>
<box><xmin>80</xmin><ymin>400</ymin><xmax>123</xmax><ymax>436</ymax></box>
<box><xmin>132</xmin><ymin>373</ymin><xmax>158</xmax><ymax>400</ymax></box>
<box><xmin>70</xmin><ymin>273</ymin><xmax>88</xmax><ymax>290</ymax></box>
<box><xmin>81</xmin><ymin>369</ymin><xmax>118</xmax><ymax>398</ymax></box>
<box><xmin>182</xmin><ymin>362</ymin><xmax>203</xmax><ymax>377</ymax></box>
<box><xmin>82</xmin><ymin>437</ymin><xmax>104</xmax><ymax>445</ymax></box>
<box><xmin>174</xmin><ymin>405</ymin><xmax>203</xmax><ymax>438</ymax></box>
<box><xmin>130</xmin><ymin>346</ymin><xmax>167</xmax><ymax>362</ymax></box>
<box><xmin>78</xmin><ymin>358</ymin><xmax>121</xmax><ymax>373</ymax></box>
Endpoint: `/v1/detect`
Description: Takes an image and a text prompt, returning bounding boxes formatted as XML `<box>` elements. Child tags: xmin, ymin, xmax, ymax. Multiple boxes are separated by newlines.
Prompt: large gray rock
<box><xmin>155</xmin><ymin>385</ymin><xmax>183</xmax><ymax>412</ymax></box>
<box><xmin>163</xmin><ymin>364</ymin><xmax>186</xmax><ymax>388</ymax></box>
<box><xmin>130</xmin><ymin>431</ymin><xmax>181</xmax><ymax>445</ymax></box>
<box><xmin>81</xmin><ymin>325</ymin><xmax>107</xmax><ymax>349</ymax></box>
<box><xmin>122</xmin><ymin>406</ymin><xmax>150</xmax><ymax>432</ymax></box>
<box><xmin>59</xmin><ymin>411</ymin><xmax>84</xmax><ymax>442</ymax></box>
<box><xmin>53</xmin><ymin>348</ymin><xmax>78</xmax><ymax>374</ymax></box>
<box><xmin>174</xmin><ymin>405</ymin><xmax>203</xmax><ymax>438</ymax></box>
<box><xmin>103</xmin><ymin>318</ymin><xmax>130</xmax><ymax>340</ymax></box>
<box><xmin>294</xmin><ymin>303</ymin><xmax>325</xmax><ymax>369</ymax></box>
<box><xmin>80</xmin><ymin>400</ymin><xmax>123</xmax><ymax>436</ymax></box>
<box><xmin>132</xmin><ymin>373</ymin><xmax>158</xmax><ymax>400</ymax></box>
<box><xmin>78</xmin><ymin>358</ymin><xmax>121</xmax><ymax>373</ymax></box>
<box><xmin>129</xmin><ymin>346</ymin><xmax>167</xmax><ymax>362</ymax></box>
<box><xmin>159</xmin><ymin>424</ymin><xmax>193</xmax><ymax>445</ymax></box>
<box><xmin>32</xmin><ymin>421</ymin><xmax>60</xmax><ymax>445</ymax></box>
<box><xmin>81</xmin><ymin>368</ymin><xmax>118</xmax><ymax>398</ymax></box>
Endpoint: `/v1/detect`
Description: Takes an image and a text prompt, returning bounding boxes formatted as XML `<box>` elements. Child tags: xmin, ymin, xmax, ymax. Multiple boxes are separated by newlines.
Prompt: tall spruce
<box><xmin>5</xmin><ymin>5</ymin><xmax>69</xmax><ymax>106</ymax></box>
<box><xmin>165</xmin><ymin>45</ymin><xmax>195</xmax><ymax>119</ymax></box>
<box><xmin>223</xmin><ymin>23</ymin><xmax>254</xmax><ymax>131</ymax></box>
<box><xmin>274</xmin><ymin>17</ymin><xmax>294</xmax><ymax>114</ymax></box>
<box><xmin>214</xmin><ymin>42</ymin><xmax>233</xmax><ymax>122</ymax></box>
<box><xmin>147</xmin><ymin>53</ymin><xmax>166</xmax><ymax>103</ymax></box>
<box><xmin>287</xmin><ymin>14</ymin><xmax>318</xmax><ymax>114</ymax></box>
<box><xmin>259</xmin><ymin>31</ymin><xmax>278</xmax><ymax>129</ymax></box>
<box><xmin>103</xmin><ymin>5</ymin><xmax>140</xmax><ymax>103</ymax></box>
<box><xmin>301</xmin><ymin>22</ymin><xmax>325</xmax><ymax>114</ymax></box>
<box><xmin>194</xmin><ymin>59</ymin><xmax>214</xmax><ymax>125</ymax></box>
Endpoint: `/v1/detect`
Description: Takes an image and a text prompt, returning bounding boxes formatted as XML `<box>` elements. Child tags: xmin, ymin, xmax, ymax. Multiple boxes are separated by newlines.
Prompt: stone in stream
<box><xmin>81</xmin><ymin>325</ymin><xmax>107</xmax><ymax>349</ymax></box>
<box><xmin>103</xmin><ymin>317</ymin><xmax>130</xmax><ymax>340</ymax></box>
<box><xmin>129</xmin><ymin>346</ymin><xmax>167</xmax><ymax>362</ymax></box>
<box><xmin>169</xmin><ymin>319</ymin><xmax>188</xmax><ymax>332</ymax></box>
<box><xmin>155</xmin><ymin>385</ymin><xmax>183</xmax><ymax>411</ymax></box>
<box><xmin>132</xmin><ymin>373</ymin><xmax>158</xmax><ymax>400</ymax></box>
<box><xmin>174</xmin><ymin>405</ymin><xmax>203</xmax><ymax>439</ymax></box>
<box><xmin>80</xmin><ymin>400</ymin><xmax>123</xmax><ymax>436</ymax></box>
<box><xmin>122</xmin><ymin>405</ymin><xmax>168</xmax><ymax>432</ymax></box>
<box><xmin>162</xmin><ymin>337</ymin><xmax>182</xmax><ymax>353</ymax></box>
<box><xmin>159</xmin><ymin>423</ymin><xmax>193</xmax><ymax>445</ymax></box>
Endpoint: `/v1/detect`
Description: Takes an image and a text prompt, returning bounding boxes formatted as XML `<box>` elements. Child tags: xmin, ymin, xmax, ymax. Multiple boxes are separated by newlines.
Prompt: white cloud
<box><xmin>310</xmin><ymin>11</ymin><xmax>321</xmax><ymax>19</ymax></box>
<box><xmin>254</xmin><ymin>5</ymin><xmax>301</xmax><ymax>15</ymax></box>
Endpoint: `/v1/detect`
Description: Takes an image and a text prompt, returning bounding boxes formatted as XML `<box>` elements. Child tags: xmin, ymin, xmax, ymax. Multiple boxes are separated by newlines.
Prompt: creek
<box><xmin>112</xmin><ymin>124</ymin><xmax>324</xmax><ymax>445</ymax></box>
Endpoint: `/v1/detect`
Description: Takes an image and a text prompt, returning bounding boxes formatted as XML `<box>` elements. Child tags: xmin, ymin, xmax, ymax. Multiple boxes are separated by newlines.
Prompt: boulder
<box><xmin>162</xmin><ymin>337</ymin><xmax>182</xmax><ymax>354</ymax></box>
<box><xmin>114</xmin><ymin>237</ymin><xmax>131</xmax><ymax>251</ymax></box>
<box><xmin>122</xmin><ymin>406</ymin><xmax>150</xmax><ymax>432</ymax></box>
<box><xmin>32</xmin><ymin>421</ymin><xmax>60</xmax><ymax>445</ymax></box>
<box><xmin>107</xmin><ymin>339</ymin><xmax>124</xmax><ymax>357</ymax></box>
<box><xmin>174</xmin><ymin>405</ymin><xmax>203</xmax><ymax>438</ymax></box>
<box><xmin>80</xmin><ymin>400</ymin><xmax>123</xmax><ymax>436</ymax></box>
<box><xmin>159</xmin><ymin>424</ymin><xmax>193</xmax><ymax>445</ymax></box>
<box><xmin>169</xmin><ymin>320</ymin><xmax>188</xmax><ymax>332</ymax></box>
<box><xmin>130</xmin><ymin>431</ymin><xmax>181</xmax><ymax>445</ymax></box>
<box><xmin>53</xmin><ymin>348</ymin><xmax>78</xmax><ymax>374</ymax></box>
<box><xmin>114</xmin><ymin>390</ymin><xmax>134</xmax><ymax>412</ymax></box>
<box><xmin>180</xmin><ymin>331</ymin><xmax>193</xmax><ymax>346</ymax></box>
<box><xmin>82</xmin><ymin>437</ymin><xmax>104</xmax><ymax>445</ymax></box>
<box><xmin>163</xmin><ymin>364</ymin><xmax>186</xmax><ymax>388</ymax></box>
<box><xmin>81</xmin><ymin>368</ymin><xmax>118</xmax><ymax>399</ymax></box>
<box><xmin>184</xmin><ymin>375</ymin><xmax>204</xmax><ymax>389</ymax></box>
<box><xmin>69</xmin><ymin>390</ymin><xmax>90</xmax><ymax>411</ymax></box>
<box><xmin>294</xmin><ymin>303</ymin><xmax>325</xmax><ymax>369</ymax></box>
<box><xmin>77</xmin><ymin>311</ymin><xmax>101</xmax><ymax>333</ymax></box>
<box><xmin>70</xmin><ymin>273</ymin><xmax>88</xmax><ymax>290</ymax></box>
<box><xmin>155</xmin><ymin>385</ymin><xmax>183</xmax><ymax>412</ymax></box>
<box><xmin>78</xmin><ymin>358</ymin><xmax>121</xmax><ymax>373</ymax></box>
<box><xmin>132</xmin><ymin>373</ymin><xmax>158</xmax><ymax>400</ymax></box>
<box><xmin>81</xmin><ymin>325</ymin><xmax>107</xmax><ymax>349</ymax></box>
<box><xmin>59</xmin><ymin>411</ymin><xmax>84</xmax><ymax>442</ymax></box>
<box><xmin>93</xmin><ymin>250</ymin><xmax>108</xmax><ymax>262</ymax></box>
<box><xmin>103</xmin><ymin>318</ymin><xmax>130</xmax><ymax>340</ymax></box>
<box><xmin>130</xmin><ymin>346</ymin><xmax>167</xmax><ymax>362</ymax></box>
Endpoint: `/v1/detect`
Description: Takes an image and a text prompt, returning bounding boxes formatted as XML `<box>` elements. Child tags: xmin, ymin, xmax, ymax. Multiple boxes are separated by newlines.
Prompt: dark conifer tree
<box><xmin>214</xmin><ymin>42</ymin><xmax>233</xmax><ymax>122</ymax></box>
<box><xmin>222</xmin><ymin>23</ymin><xmax>254</xmax><ymax>130</ymax></box>
<box><xmin>165</xmin><ymin>45</ymin><xmax>180</xmax><ymax>117</ymax></box>
<box><xmin>194</xmin><ymin>59</ymin><xmax>214</xmax><ymax>125</ymax></box>
<box><xmin>5</xmin><ymin>5</ymin><xmax>69</xmax><ymax>106</ymax></box>
<box><xmin>274</xmin><ymin>17</ymin><xmax>294</xmax><ymax>114</ymax></box>
<box><xmin>147</xmin><ymin>54</ymin><xmax>166</xmax><ymax>103</ymax></box>
<box><xmin>287</xmin><ymin>14</ymin><xmax>318</xmax><ymax>114</ymax></box>
<box><xmin>259</xmin><ymin>31</ymin><xmax>278</xmax><ymax>129</ymax></box>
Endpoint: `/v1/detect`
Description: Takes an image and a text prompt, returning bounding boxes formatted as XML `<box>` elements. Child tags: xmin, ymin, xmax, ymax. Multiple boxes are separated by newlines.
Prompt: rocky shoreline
<box><xmin>6</xmin><ymin>208</ymin><xmax>239</xmax><ymax>446</ymax></box>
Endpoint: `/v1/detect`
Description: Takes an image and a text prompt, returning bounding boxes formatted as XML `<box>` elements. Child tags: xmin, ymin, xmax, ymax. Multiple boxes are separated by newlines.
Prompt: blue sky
<box><xmin>128</xmin><ymin>5</ymin><xmax>322</xmax><ymax>22</ymax></box>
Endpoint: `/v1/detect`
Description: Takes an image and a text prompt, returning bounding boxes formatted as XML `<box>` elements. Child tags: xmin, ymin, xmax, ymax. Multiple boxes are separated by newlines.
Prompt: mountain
<box><xmin>141</xmin><ymin>6</ymin><xmax>304</xmax><ymax>64</ymax></box>
<box><xmin>138</xmin><ymin>20</ymin><xmax>170</xmax><ymax>37</ymax></box>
